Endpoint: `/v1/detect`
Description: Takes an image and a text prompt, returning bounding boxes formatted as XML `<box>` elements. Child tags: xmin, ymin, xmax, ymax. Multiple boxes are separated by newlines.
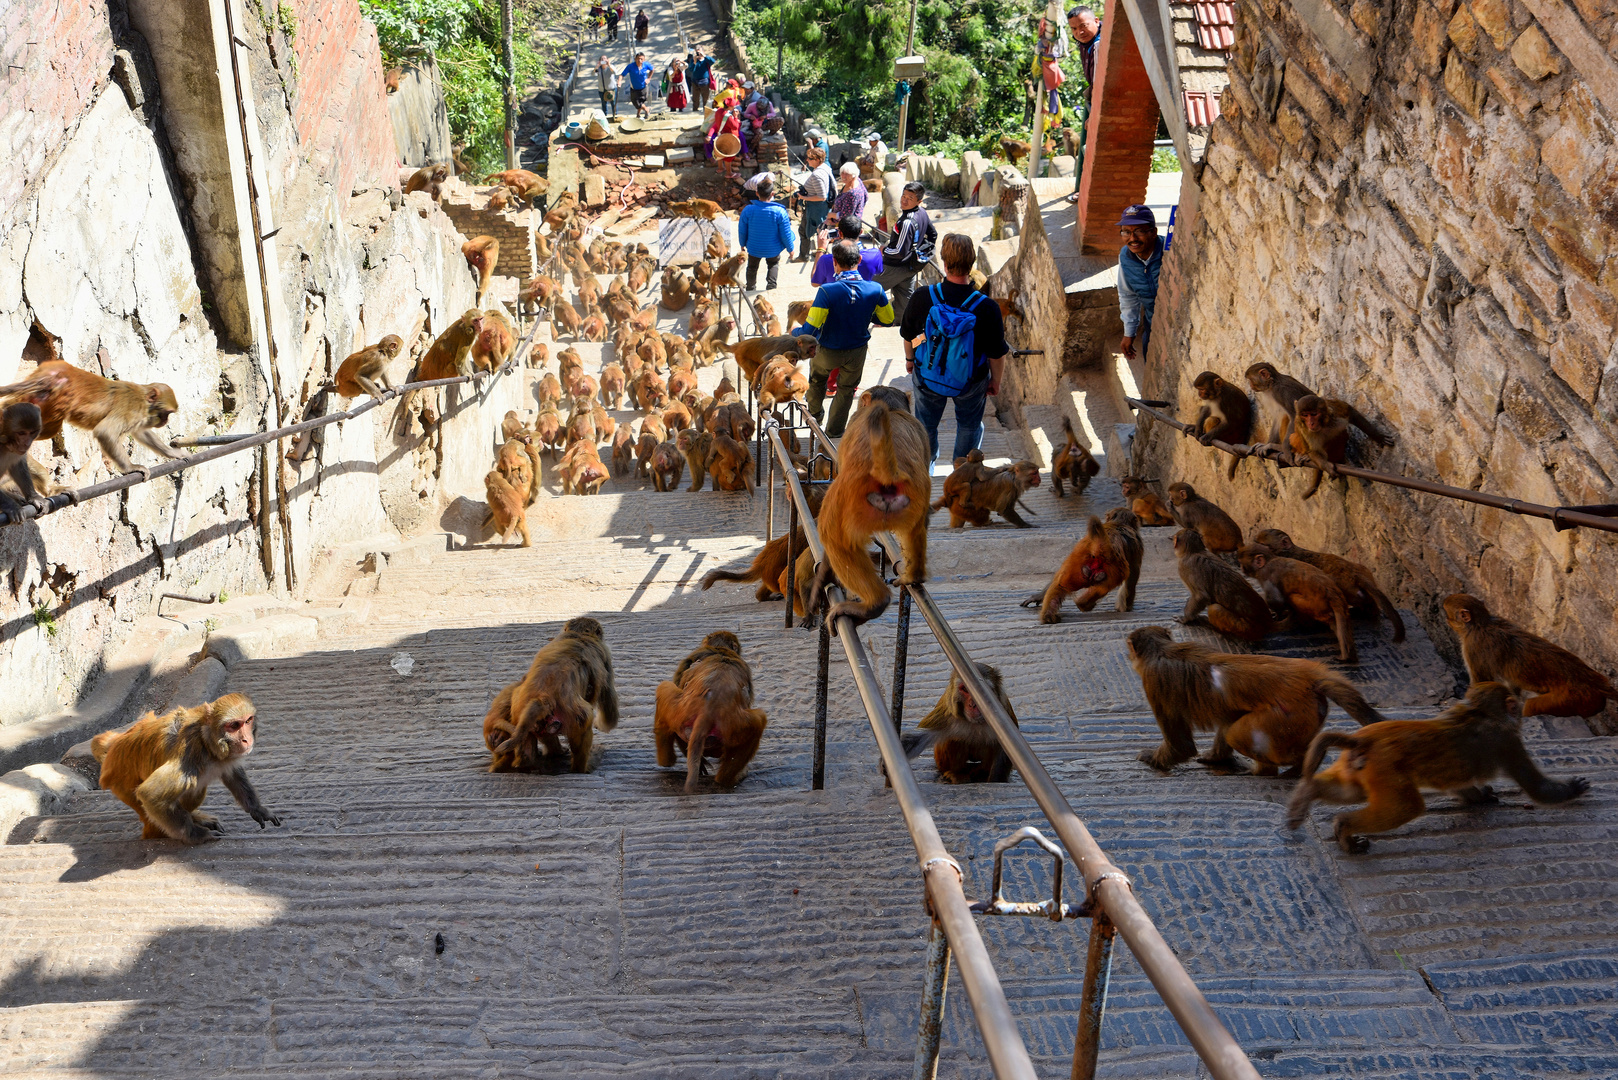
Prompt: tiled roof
<box><xmin>1183</xmin><ymin>89</ymin><xmax>1223</xmax><ymax>127</ymax></box>
<box><xmin>1193</xmin><ymin>1</ymin><xmax>1235</xmax><ymax>51</ymax></box>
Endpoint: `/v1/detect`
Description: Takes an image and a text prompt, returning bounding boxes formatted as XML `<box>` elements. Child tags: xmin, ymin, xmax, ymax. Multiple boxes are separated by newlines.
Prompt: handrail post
<box><xmin>891</xmin><ymin>586</ymin><xmax>912</xmax><ymax>733</ymax></box>
<box><xmin>1071</xmin><ymin>911</ymin><xmax>1118</xmax><ymax>1080</ymax></box>
<box><xmin>912</xmin><ymin>918</ymin><xmax>951</xmax><ymax>1080</ymax></box>
<box><xmin>785</xmin><ymin>493</ymin><xmax>799</xmax><ymax>629</ymax></box>
<box><xmin>813</xmin><ymin>594</ymin><xmax>830</xmax><ymax>790</ymax></box>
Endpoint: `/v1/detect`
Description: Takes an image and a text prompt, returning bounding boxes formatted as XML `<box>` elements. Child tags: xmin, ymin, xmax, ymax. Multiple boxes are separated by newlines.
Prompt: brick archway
<box><xmin>1073</xmin><ymin>0</ymin><xmax>1161</xmax><ymax>255</ymax></box>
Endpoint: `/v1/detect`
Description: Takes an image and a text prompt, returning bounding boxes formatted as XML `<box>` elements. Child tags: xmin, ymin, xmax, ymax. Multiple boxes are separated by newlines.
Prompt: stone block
<box><xmin>938</xmin><ymin>159</ymin><xmax>961</xmax><ymax>196</ymax></box>
<box><xmin>1444</xmin><ymin>53</ymin><xmax>1488</xmax><ymax>119</ymax></box>
<box><xmin>1510</xmin><ymin>24</ymin><xmax>1561</xmax><ymax>79</ymax></box>
<box><xmin>667</xmin><ymin>147</ymin><xmax>695</xmax><ymax>163</ymax></box>
<box><xmin>1471</xmin><ymin>0</ymin><xmax>1512</xmax><ymax>48</ymax></box>
<box><xmin>1051</xmin><ymin>155</ymin><xmax>1076</xmax><ymax>177</ymax></box>
<box><xmin>583</xmin><ymin>173</ymin><xmax>607</xmax><ymax>207</ymax></box>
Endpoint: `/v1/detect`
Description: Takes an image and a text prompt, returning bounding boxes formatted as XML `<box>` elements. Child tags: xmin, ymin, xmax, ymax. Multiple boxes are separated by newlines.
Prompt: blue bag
<box><xmin>915</xmin><ymin>284</ymin><xmax>987</xmax><ymax>395</ymax></box>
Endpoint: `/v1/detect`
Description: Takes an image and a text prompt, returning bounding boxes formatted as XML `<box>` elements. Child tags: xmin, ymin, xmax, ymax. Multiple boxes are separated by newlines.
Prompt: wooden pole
<box><xmin>501</xmin><ymin>0</ymin><xmax>517</xmax><ymax>169</ymax></box>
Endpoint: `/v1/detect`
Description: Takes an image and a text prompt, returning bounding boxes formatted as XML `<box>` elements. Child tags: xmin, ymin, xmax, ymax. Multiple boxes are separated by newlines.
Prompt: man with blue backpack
<box><xmin>901</xmin><ymin>233</ymin><xmax>1009</xmax><ymax>466</ymax></box>
<box><xmin>802</xmin><ymin>239</ymin><xmax>896</xmax><ymax>435</ymax></box>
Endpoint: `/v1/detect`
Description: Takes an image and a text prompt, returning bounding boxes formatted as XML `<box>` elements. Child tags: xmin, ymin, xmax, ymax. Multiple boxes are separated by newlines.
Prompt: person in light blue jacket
<box><xmin>1115</xmin><ymin>203</ymin><xmax>1162</xmax><ymax>361</ymax></box>
<box><xmin>736</xmin><ymin>174</ymin><xmax>796</xmax><ymax>292</ymax></box>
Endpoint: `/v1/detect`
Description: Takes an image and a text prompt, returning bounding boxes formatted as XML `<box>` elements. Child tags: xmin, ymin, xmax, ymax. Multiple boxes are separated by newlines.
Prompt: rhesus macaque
<box><xmin>696</xmin><ymin>315</ymin><xmax>737</xmax><ymax>364</ymax></box>
<box><xmin>752</xmin><ymin>294</ymin><xmax>775</xmax><ymax>329</ymax></box>
<box><xmin>543</xmin><ymin>190</ymin><xmax>579</xmax><ymax>233</ymax></box>
<box><xmin>404</xmin><ymin>163</ymin><xmax>450</xmax><ymax>201</ymax></box>
<box><xmin>600</xmin><ymin>363</ymin><xmax>626</xmax><ymax>409</ymax></box>
<box><xmin>0</xmin><ymin>360</ymin><xmax>184</xmax><ymax>477</ymax></box>
<box><xmin>520</xmin><ymin>275</ymin><xmax>558</xmax><ymax>318</ymax></box>
<box><xmin>677</xmin><ymin>428</ymin><xmax>712</xmax><ymax>491</ymax></box>
<box><xmin>564</xmin><ymin>405</ymin><xmax>596</xmax><ymax>448</ymax></box>
<box><xmin>701</xmin><ymin>521</ymin><xmax>820</xmax><ymax>601</ymax></box>
<box><xmin>501</xmin><ymin>410</ymin><xmax>528</xmax><ymax>442</ymax></box>
<box><xmin>1286</xmin><ymin>682</ymin><xmax>1589</xmax><ymax>853</ymax></box>
<box><xmin>635</xmin><ymin>369</ymin><xmax>669</xmax><ymax>410</ymax></box>
<box><xmin>1126</xmin><ymin>625</ymin><xmax>1385</xmax><ymax>776</ymax></box>
<box><xmin>568</xmin><ymin>372</ymin><xmax>600</xmax><ymax>407</ymax></box>
<box><xmin>941</xmin><ymin>459</ymin><xmax>1042</xmax><ymax>529</ymax></box>
<box><xmin>91</xmin><ymin>693</ymin><xmax>282</xmax><ymax>843</ymax></box>
<box><xmin>628</xmin><ymin>259</ymin><xmax>653</xmax><ymax>295</ymax></box>
<box><xmin>1120</xmin><ymin>477</ymin><xmax>1175</xmax><ymax>526</ymax></box>
<box><xmin>486</xmin><ymin>617</ymin><xmax>619</xmax><ymax>772</ymax></box>
<box><xmin>650</xmin><ymin>439</ymin><xmax>685</xmax><ymax>492</ymax></box>
<box><xmin>710</xmin><ymin>252</ymin><xmax>745</xmax><ymax>290</ymax></box>
<box><xmin>1174</xmin><ymin>528</ymin><xmax>1273</xmax><ymax>642</ymax></box>
<box><xmin>1252</xmin><ymin>528</ymin><xmax>1405</xmax><ymax>642</ymax></box>
<box><xmin>706</xmin><ymin>229</ymin><xmax>730</xmax><ymax>260</ymax></box>
<box><xmin>1238</xmin><ymin>543</ymin><xmax>1357</xmax><ymax>663</ymax></box>
<box><xmin>1051</xmin><ymin>416</ymin><xmax>1100</xmax><ymax>497</ymax></box>
<box><xmin>1244</xmin><ymin>361</ymin><xmax>1315</xmax><ymax>445</ymax></box>
<box><xmin>667</xmin><ymin>365</ymin><xmax>699</xmax><ymax>404</ymax></box>
<box><xmin>808</xmin><ymin>388</ymin><xmax>931</xmax><ymax>627</ymax></box>
<box><xmin>786</xmin><ymin>299</ymin><xmax>811</xmax><ymax>330</ymax></box>
<box><xmin>660</xmin><ymin>266</ymin><xmax>692</xmax><ymax>310</ymax></box>
<box><xmin>717</xmin><ymin>401</ymin><xmax>754</xmax><ymax>443</ymax></box>
<box><xmin>1443</xmin><ymin>594</ymin><xmax>1618</xmax><ymax>718</ymax></box>
<box><xmin>661</xmin><ymin>399</ymin><xmax>693</xmax><ymax>433</ymax></box>
<box><xmin>1023</xmin><ymin>508</ymin><xmax>1142</xmax><ymax>623</ymax></box>
<box><xmin>667</xmin><ymin>198</ymin><xmax>724</xmax><ymax>220</ymax></box>
<box><xmin>731</xmin><ymin>335</ymin><xmax>818</xmax><ymax>383</ymax></box>
<box><xmin>496</xmin><ymin>437</ymin><xmax>540</xmax><ymax>506</ymax></box>
<box><xmin>535</xmin><ymin>403</ymin><xmax>564</xmax><ymax>455</ymax></box>
<box><xmin>902</xmin><ymin>663</ymin><xmax>1020</xmax><ymax>783</ymax></box>
<box><xmin>932</xmin><ymin>450</ymin><xmax>988</xmax><ymax>515</ymax></box>
<box><xmin>1190</xmin><ymin>370</ymin><xmax>1252</xmax><ymax>480</ymax></box>
<box><xmin>1166</xmin><ymin>481</ymin><xmax>1241</xmax><ymax>552</ymax></box>
<box><xmin>417</xmin><ymin>310</ymin><xmax>485</xmax><ymax>380</ymax></box>
<box><xmin>688</xmin><ymin>300</ymin><xmax>716</xmax><ymax>339</ymax></box>
<box><xmin>334</xmin><ymin>334</ymin><xmax>404</xmax><ymax>399</ymax></box>
<box><xmin>462</xmin><ymin>236</ymin><xmax>500</xmax><ymax>306</ymax></box>
<box><xmin>483</xmin><ymin>469</ymin><xmax>531</xmax><ymax>547</ymax></box>
<box><xmin>486</xmin><ymin>186</ymin><xmax>515</xmax><ymax>212</ymax></box>
<box><xmin>1000</xmin><ymin>136</ymin><xmax>1031</xmax><ymax>165</ymax></box>
<box><xmin>757</xmin><ymin>358</ymin><xmax>807</xmax><ymax>410</ymax></box>
<box><xmin>556</xmin><ymin>347</ymin><xmax>584</xmax><ymax>382</ymax></box>
<box><xmin>1287</xmin><ymin>394</ymin><xmax>1394</xmax><ymax>498</ymax></box>
<box><xmin>485</xmin><ymin>168</ymin><xmax>549</xmax><ymax>204</ymax></box>
<box><xmin>0</xmin><ymin>403</ymin><xmax>47</xmax><ymax>515</ymax></box>
<box><xmin>557</xmin><ymin>440</ymin><xmax>609</xmax><ymax>494</ymax></box>
<box><xmin>580</xmin><ymin>313</ymin><xmax>608</xmax><ymax>343</ymax></box>
<box><xmin>471</xmin><ymin>310</ymin><xmax>515</xmax><ymax>372</ymax></box>
<box><xmin>552</xmin><ymin>298</ymin><xmax>582</xmax><ymax>341</ymax></box>
<box><xmin>537</xmin><ymin>373</ymin><xmax>564</xmax><ymax>409</ymax></box>
<box><xmin>384</xmin><ymin>66</ymin><xmax>403</xmax><ymax>93</ymax></box>
<box><xmin>654</xmin><ymin>631</ymin><xmax>768</xmax><ymax>792</ymax></box>
<box><xmin>706</xmin><ymin>431</ymin><xmax>755</xmax><ymax>493</ymax></box>
<box><xmin>590</xmin><ymin>402</ymin><xmax>614</xmax><ymax>443</ymax></box>
<box><xmin>611</xmin><ymin>425</ymin><xmax>636</xmax><ymax>477</ymax></box>
<box><xmin>637</xmin><ymin>413</ymin><xmax>668</xmax><ymax>474</ymax></box>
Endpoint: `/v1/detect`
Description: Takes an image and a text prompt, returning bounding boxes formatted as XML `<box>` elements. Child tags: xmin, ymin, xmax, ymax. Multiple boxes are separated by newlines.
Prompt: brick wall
<box><xmin>0</xmin><ymin>0</ymin><xmax>116</xmax><ymax>217</ymax></box>
<box><xmin>1075</xmin><ymin>0</ymin><xmax>1162</xmax><ymax>253</ymax></box>
<box><xmin>1139</xmin><ymin>0</ymin><xmax>1618</xmax><ymax>726</ymax></box>
<box><xmin>289</xmin><ymin>0</ymin><xmax>398</xmax><ymax>197</ymax></box>
<box><xmin>439</xmin><ymin>198</ymin><xmax>538</xmax><ymax>281</ymax></box>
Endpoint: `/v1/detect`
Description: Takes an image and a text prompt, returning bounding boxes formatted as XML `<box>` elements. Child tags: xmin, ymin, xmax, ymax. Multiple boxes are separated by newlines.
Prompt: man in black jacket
<box><xmin>874</xmin><ymin>182</ymin><xmax>935</xmax><ymax>323</ymax></box>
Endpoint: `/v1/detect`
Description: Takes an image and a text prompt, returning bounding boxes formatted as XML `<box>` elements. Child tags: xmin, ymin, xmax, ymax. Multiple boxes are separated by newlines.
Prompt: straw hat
<box><xmin>715</xmin><ymin>133</ymin><xmax>742</xmax><ymax>158</ymax></box>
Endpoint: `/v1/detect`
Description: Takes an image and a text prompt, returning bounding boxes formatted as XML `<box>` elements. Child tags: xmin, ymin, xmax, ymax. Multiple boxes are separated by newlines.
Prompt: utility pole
<box><xmin>777</xmin><ymin>0</ymin><xmax>785</xmax><ymax>84</ymax></box>
<box><xmin>501</xmin><ymin>0</ymin><xmax>517</xmax><ymax>168</ymax></box>
<box><xmin>894</xmin><ymin>0</ymin><xmax>917</xmax><ymax>152</ymax></box>
<box><xmin>1027</xmin><ymin>0</ymin><xmax>1063</xmax><ymax>180</ymax></box>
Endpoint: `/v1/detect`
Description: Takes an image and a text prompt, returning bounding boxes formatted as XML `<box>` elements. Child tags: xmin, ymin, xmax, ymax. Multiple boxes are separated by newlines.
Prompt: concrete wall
<box><xmin>388</xmin><ymin>53</ymin><xmax>455</xmax><ymax>167</ymax></box>
<box><xmin>0</xmin><ymin>1</ymin><xmax>522</xmax><ymax>727</ymax></box>
<box><xmin>288</xmin><ymin>0</ymin><xmax>399</xmax><ymax>202</ymax></box>
<box><xmin>1138</xmin><ymin>0</ymin><xmax>1618</xmax><ymax>724</ymax></box>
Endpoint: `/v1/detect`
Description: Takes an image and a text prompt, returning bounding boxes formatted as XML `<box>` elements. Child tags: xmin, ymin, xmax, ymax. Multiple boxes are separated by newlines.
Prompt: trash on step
<box><xmin>390</xmin><ymin>652</ymin><xmax>415</xmax><ymax>676</ymax></box>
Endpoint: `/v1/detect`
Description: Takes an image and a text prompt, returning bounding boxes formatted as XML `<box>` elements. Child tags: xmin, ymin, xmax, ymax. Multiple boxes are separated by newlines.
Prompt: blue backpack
<box><xmin>915</xmin><ymin>284</ymin><xmax>987</xmax><ymax>395</ymax></box>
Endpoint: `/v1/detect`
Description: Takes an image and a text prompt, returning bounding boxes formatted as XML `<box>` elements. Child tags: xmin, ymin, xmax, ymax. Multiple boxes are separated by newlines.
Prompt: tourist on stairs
<box><xmin>737</xmin><ymin>174</ymin><xmax>795</xmax><ymax>292</ymax></box>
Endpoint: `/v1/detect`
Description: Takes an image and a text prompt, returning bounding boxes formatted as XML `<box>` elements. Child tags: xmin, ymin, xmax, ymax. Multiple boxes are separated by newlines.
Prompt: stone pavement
<box><xmin>4</xmin><ymin>220</ymin><xmax>1618</xmax><ymax>1080</ymax></box>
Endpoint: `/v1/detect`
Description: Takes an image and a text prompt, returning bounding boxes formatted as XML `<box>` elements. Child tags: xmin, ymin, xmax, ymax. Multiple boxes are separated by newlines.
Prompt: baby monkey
<box><xmin>92</xmin><ymin>693</ymin><xmax>282</xmax><ymax>843</ymax></box>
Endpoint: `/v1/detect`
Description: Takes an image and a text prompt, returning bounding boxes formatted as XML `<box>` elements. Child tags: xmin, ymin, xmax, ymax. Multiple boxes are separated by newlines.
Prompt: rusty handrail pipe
<box><xmin>765</xmin><ymin>427</ymin><xmax>1039</xmax><ymax>1080</ymax></box>
<box><xmin>0</xmin><ymin>320</ymin><xmax>540</xmax><ymax>529</ymax></box>
<box><xmin>798</xmin><ymin>411</ymin><xmax>1261</xmax><ymax>1080</ymax></box>
<box><xmin>1125</xmin><ymin>397</ymin><xmax>1618</xmax><ymax>536</ymax></box>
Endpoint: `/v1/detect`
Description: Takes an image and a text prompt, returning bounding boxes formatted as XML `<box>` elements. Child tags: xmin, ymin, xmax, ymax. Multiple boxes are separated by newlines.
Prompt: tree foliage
<box><xmin>361</xmin><ymin>0</ymin><xmax>569</xmax><ymax>173</ymax></box>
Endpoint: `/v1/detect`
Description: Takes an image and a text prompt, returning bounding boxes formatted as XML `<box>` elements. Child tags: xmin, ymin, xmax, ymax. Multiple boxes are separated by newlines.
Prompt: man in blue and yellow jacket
<box><xmin>803</xmin><ymin>240</ymin><xmax>895</xmax><ymax>436</ymax></box>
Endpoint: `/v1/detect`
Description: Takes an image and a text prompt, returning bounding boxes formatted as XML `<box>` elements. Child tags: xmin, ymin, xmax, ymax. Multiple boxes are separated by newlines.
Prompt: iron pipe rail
<box><xmin>0</xmin><ymin>320</ymin><xmax>539</xmax><ymax>529</ymax></box>
<box><xmin>799</xmin><ymin>411</ymin><xmax>1260</xmax><ymax>1080</ymax></box>
<box><xmin>1126</xmin><ymin>397</ymin><xmax>1618</xmax><ymax>536</ymax></box>
<box><xmin>766</xmin><ymin>427</ymin><xmax>1039</xmax><ymax>1080</ymax></box>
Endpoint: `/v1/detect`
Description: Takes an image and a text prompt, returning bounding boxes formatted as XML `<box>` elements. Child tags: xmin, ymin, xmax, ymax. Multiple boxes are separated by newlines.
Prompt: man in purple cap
<box><xmin>1116</xmin><ymin>204</ymin><xmax>1161</xmax><ymax>361</ymax></box>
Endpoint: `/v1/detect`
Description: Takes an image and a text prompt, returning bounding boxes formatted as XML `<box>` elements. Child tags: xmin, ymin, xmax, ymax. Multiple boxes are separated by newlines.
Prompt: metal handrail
<box><xmin>0</xmin><ymin>319</ymin><xmax>540</xmax><ymax>529</ymax></box>
<box><xmin>1125</xmin><ymin>397</ymin><xmax>1618</xmax><ymax>535</ymax></box>
<box><xmin>798</xmin><ymin>411</ymin><xmax>1261</xmax><ymax>1080</ymax></box>
<box><xmin>765</xmin><ymin>427</ymin><xmax>1039</xmax><ymax>1080</ymax></box>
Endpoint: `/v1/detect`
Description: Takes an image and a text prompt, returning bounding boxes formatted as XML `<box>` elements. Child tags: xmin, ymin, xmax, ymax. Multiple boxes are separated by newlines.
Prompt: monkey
<box><xmin>1251</xmin><ymin>528</ymin><xmax>1405</xmax><ymax>642</ymax></box>
<box><xmin>1119</xmin><ymin>476</ymin><xmax>1176</xmax><ymax>526</ymax></box>
<box><xmin>1190</xmin><ymin>370</ymin><xmax>1252</xmax><ymax>480</ymax></box>
<box><xmin>710</xmin><ymin>252</ymin><xmax>745</xmax><ymax>290</ymax></box>
<box><xmin>1050</xmin><ymin>416</ymin><xmax>1100</xmax><ymax>497</ymax></box>
<box><xmin>500</xmin><ymin>410</ymin><xmax>528</xmax><ymax>442</ymax></box>
<box><xmin>0</xmin><ymin>402</ymin><xmax>48</xmax><ymax>516</ymax></box>
<box><xmin>1126</xmin><ymin>625</ymin><xmax>1386</xmax><ymax>776</ymax></box>
<box><xmin>333</xmin><ymin>334</ymin><xmax>404</xmax><ymax>399</ymax></box>
<box><xmin>650</xmin><ymin>438</ymin><xmax>685</xmax><ymax>491</ymax></box>
<box><xmin>660</xmin><ymin>266</ymin><xmax>693</xmax><ymax>311</ymax></box>
<box><xmin>557</xmin><ymin>440</ymin><xmax>609</xmax><ymax>494</ymax></box>
<box><xmin>496</xmin><ymin>436</ymin><xmax>540</xmax><ymax>506</ymax></box>
<box><xmin>568</xmin><ymin>371</ymin><xmax>600</xmax><ymax>407</ymax></box>
<box><xmin>520</xmin><ymin>275</ymin><xmax>559</xmax><ymax>318</ymax></box>
<box><xmin>1166</xmin><ymin>482</ymin><xmax>1242</xmax><ymax>552</ymax></box>
<box><xmin>635</xmin><ymin>369</ymin><xmax>669</xmax><ymax>410</ymax></box>
<box><xmin>485</xmin><ymin>168</ymin><xmax>549</xmax><ymax>204</ymax></box>
<box><xmin>590</xmin><ymin>401</ymin><xmax>615</xmax><ymax>444</ymax></box>
<box><xmin>1286</xmin><ymin>394</ymin><xmax>1349</xmax><ymax>499</ymax></box>
<box><xmin>556</xmin><ymin>347</ymin><xmax>584</xmax><ymax>383</ymax></box>
<box><xmin>716</xmin><ymin>401</ymin><xmax>755</xmax><ymax>444</ymax></box>
<box><xmin>667</xmin><ymin>198</ymin><xmax>724</xmax><ymax>220</ymax></box>
<box><xmin>781</xmin><ymin>544</ymin><xmax>821</xmax><ymax>620</ymax></box>
<box><xmin>90</xmin><ymin>693</ymin><xmax>282</xmax><ymax>843</ymax></box>
<box><xmin>667</xmin><ymin>365</ymin><xmax>699</xmax><ymax>405</ymax></box>
<box><xmin>942</xmin><ymin>460</ymin><xmax>1041</xmax><ymax>528</ymax></box>
<box><xmin>1238</xmin><ymin>543</ymin><xmax>1357</xmax><ymax>663</ymax></box>
<box><xmin>899</xmin><ymin>663</ymin><xmax>1020</xmax><ymax>783</ymax></box>
<box><xmin>756</xmin><ymin>358</ymin><xmax>808</xmax><ymax>411</ymax></box>
<box><xmin>706</xmin><ymin>431</ymin><xmax>755</xmax><ymax>493</ymax></box>
<box><xmin>0</xmin><ymin>360</ymin><xmax>184</xmax><ymax>478</ymax></box>
<box><xmin>706</xmin><ymin>229</ymin><xmax>730</xmax><ymax>261</ymax></box>
<box><xmin>661</xmin><ymin>399</ymin><xmax>693</xmax><ymax>434</ymax></box>
<box><xmin>1174</xmin><ymin>528</ymin><xmax>1273</xmax><ymax>642</ymax></box>
<box><xmin>1285</xmin><ymin>682</ymin><xmax>1589</xmax><ymax>853</ymax></box>
<box><xmin>807</xmin><ymin>389</ymin><xmax>930</xmax><ymax>628</ymax></box>
<box><xmin>1443</xmin><ymin>594</ymin><xmax>1618</xmax><ymax>718</ymax></box>
<box><xmin>687</xmin><ymin>300</ymin><xmax>716</xmax><ymax>339</ymax></box>
<box><xmin>536</xmin><ymin>372</ymin><xmax>565</xmax><ymax>409</ymax></box>
<box><xmin>752</xmin><ymin>295</ymin><xmax>776</xmax><ymax>331</ymax></box>
<box><xmin>637</xmin><ymin>412</ymin><xmax>668</xmax><ymax>476</ymax></box>
<box><xmin>930</xmin><ymin>450</ymin><xmax>989</xmax><ymax>519</ymax></box>
<box><xmin>471</xmin><ymin>310</ymin><xmax>515</xmax><ymax>372</ymax></box>
<box><xmin>592</xmin><ymin>363</ymin><xmax>623</xmax><ymax>411</ymax></box>
<box><xmin>534</xmin><ymin>403</ymin><xmax>565</xmax><ymax>456</ymax></box>
<box><xmin>416</xmin><ymin>310</ymin><xmax>485</xmax><ymax>380</ymax></box>
<box><xmin>487</xmin><ymin>617</ymin><xmax>619</xmax><ymax>773</ymax></box>
<box><xmin>486</xmin><ymin>186</ymin><xmax>515</xmax><ymax>212</ymax></box>
<box><xmin>677</xmin><ymin>428</ymin><xmax>712</xmax><ymax>491</ymax></box>
<box><xmin>462</xmin><ymin>236</ymin><xmax>500</xmax><ymax>306</ymax></box>
<box><xmin>552</xmin><ymin>298</ymin><xmax>582</xmax><ymax>341</ymax></box>
<box><xmin>604</xmin><ymin>294</ymin><xmax>636</xmax><ymax>329</ymax></box>
<box><xmin>700</xmin><ymin>521</ymin><xmax>821</xmax><ymax>601</ymax></box>
<box><xmin>637</xmin><ymin>332</ymin><xmax>667</xmax><ymax>372</ymax></box>
<box><xmin>999</xmin><ymin>136</ymin><xmax>1031</xmax><ymax>165</ymax></box>
<box><xmin>1023</xmin><ymin>508</ymin><xmax>1142</xmax><ymax>623</ymax></box>
<box><xmin>611</xmin><ymin>425</ymin><xmax>636</xmax><ymax>477</ymax></box>
<box><xmin>786</xmin><ymin>299</ymin><xmax>811</xmax><ymax>330</ymax></box>
<box><xmin>543</xmin><ymin>190</ymin><xmax>579</xmax><ymax>234</ymax></box>
<box><xmin>404</xmin><ymin>163</ymin><xmax>450</xmax><ymax>201</ymax></box>
<box><xmin>628</xmin><ymin>259</ymin><xmax>653</xmax><ymax>296</ymax></box>
<box><xmin>695</xmin><ymin>315</ymin><xmax>738</xmax><ymax>365</ymax></box>
<box><xmin>565</xmin><ymin>405</ymin><xmax>597</xmax><ymax>447</ymax></box>
<box><xmin>384</xmin><ymin>65</ymin><xmax>403</xmax><ymax>93</ymax></box>
<box><xmin>731</xmin><ymin>335</ymin><xmax>819</xmax><ymax>384</ymax></box>
<box><xmin>577</xmin><ymin>272</ymin><xmax>604</xmax><ymax>314</ymax></box>
<box><xmin>1244</xmin><ymin>361</ymin><xmax>1316</xmax><ymax>446</ymax></box>
<box><xmin>483</xmin><ymin>468</ymin><xmax>531</xmax><ymax>547</ymax></box>
<box><xmin>653</xmin><ymin>631</ymin><xmax>768</xmax><ymax>792</ymax></box>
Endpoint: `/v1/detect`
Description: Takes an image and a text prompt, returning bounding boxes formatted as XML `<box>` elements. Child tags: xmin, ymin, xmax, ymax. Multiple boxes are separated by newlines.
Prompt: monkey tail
<box><xmin>700</xmin><ymin>566</ymin><xmax>758</xmax><ymax>590</ymax></box>
<box><xmin>1365</xmin><ymin>585</ymin><xmax>1406</xmax><ymax>643</ymax></box>
<box><xmin>1061</xmin><ymin>415</ymin><xmax>1076</xmax><ymax>443</ymax></box>
<box><xmin>90</xmin><ymin>729</ymin><xmax>119</xmax><ymax>763</ymax></box>
<box><xmin>901</xmin><ymin>729</ymin><xmax>940</xmax><ymax>760</ymax></box>
<box><xmin>1298</xmin><ymin>730</ymin><xmax>1358</xmax><ymax>782</ymax></box>
<box><xmin>1320</xmin><ymin>674</ymin><xmax>1387</xmax><ymax>726</ymax></box>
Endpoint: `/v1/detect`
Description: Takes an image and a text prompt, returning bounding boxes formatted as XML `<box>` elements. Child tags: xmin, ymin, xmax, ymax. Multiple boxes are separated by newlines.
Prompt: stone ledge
<box><xmin>0</xmin><ymin>764</ymin><xmax>92</xmax><ymax>844</ymax></box>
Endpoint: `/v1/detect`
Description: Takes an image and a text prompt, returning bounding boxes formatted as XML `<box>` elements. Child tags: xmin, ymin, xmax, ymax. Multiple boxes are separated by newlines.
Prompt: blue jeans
<box><xmin>913</xmin><ymin>365</ymin><xmax>990</xmax><ymax>466</ymax></box>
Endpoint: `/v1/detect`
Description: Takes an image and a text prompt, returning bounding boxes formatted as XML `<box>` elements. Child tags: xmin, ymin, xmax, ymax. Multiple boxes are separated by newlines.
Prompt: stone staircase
<box><xmin>4</xmin><ymin>215</ymin><xmax>1618</xmax><ymax>1080</ymax></box>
